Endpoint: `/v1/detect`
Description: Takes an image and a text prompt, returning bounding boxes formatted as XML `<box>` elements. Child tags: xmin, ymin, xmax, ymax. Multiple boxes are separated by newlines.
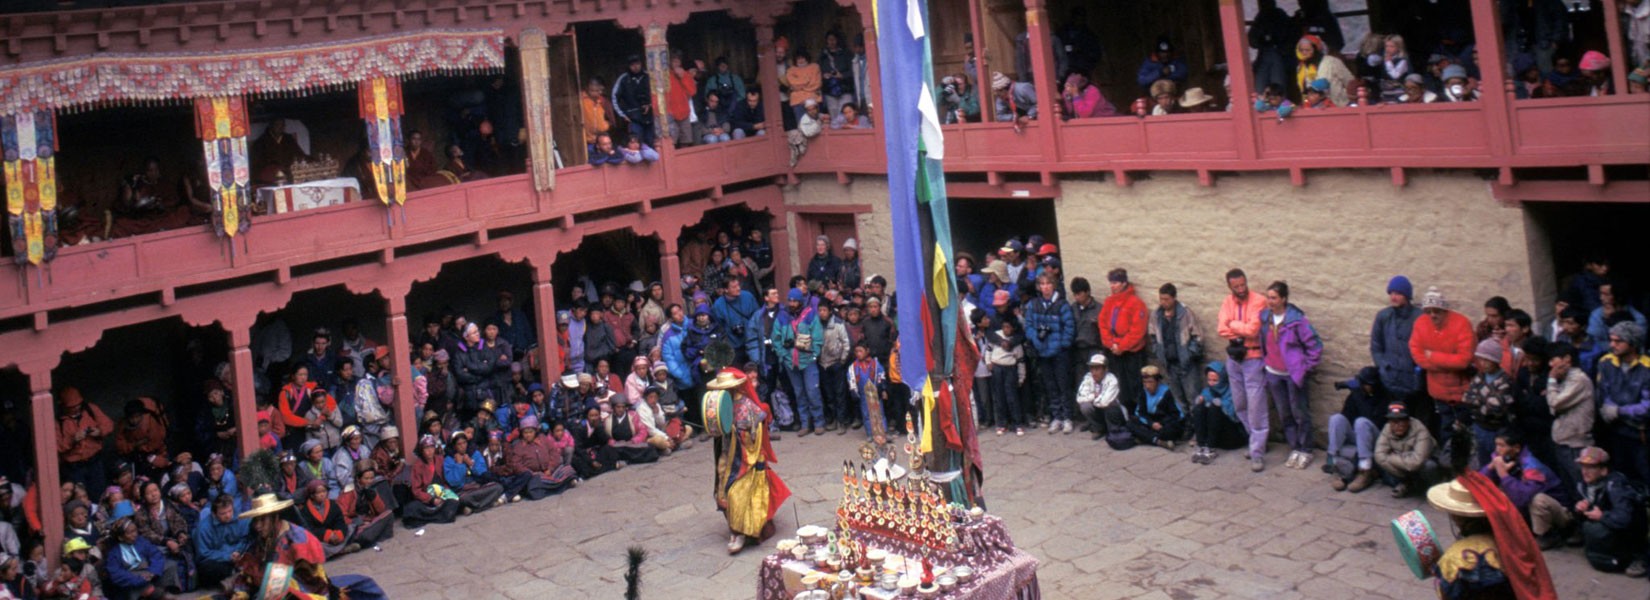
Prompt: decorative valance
<box><xmin>0</xmin><ymin>29</ymin><xmax>506</xmax><ymax>115</ymax></box>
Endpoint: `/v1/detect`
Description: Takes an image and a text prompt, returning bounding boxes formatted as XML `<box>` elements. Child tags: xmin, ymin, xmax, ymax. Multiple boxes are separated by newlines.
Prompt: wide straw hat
<box><xmin>705</xmin><ymin>370</ymin><xmax>748</xmax><ymax>390</ymax></box>
<box><xmin>1426</xmin><ymin>480</ymin><xmax>1485</xmax><ymax>517</ymax></box>
<box><xmin>239</xmin><ymin>493</ymin><xmax>294</xmax><ymax>519</ymax></box>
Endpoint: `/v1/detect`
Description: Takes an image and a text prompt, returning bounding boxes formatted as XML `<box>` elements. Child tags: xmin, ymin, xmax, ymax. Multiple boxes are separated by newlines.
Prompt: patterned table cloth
<box><xmin>257</xmin><ymin>178</ymin><xmax>360</xmax><ymax>214</ymax></box>
<box><xmin>758</xmin><ymin>516</ymin><xmax>1040</xmax><ymax>599</ymax></box>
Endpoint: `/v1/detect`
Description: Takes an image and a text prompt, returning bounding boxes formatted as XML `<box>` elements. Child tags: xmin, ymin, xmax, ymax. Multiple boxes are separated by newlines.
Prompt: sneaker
<box><xmin>461</xmin><ymin>506</ymin><xmax>473</xmax><ymax>516</ymax></box>
<box><xmin>1015</xmin><ymin>428</ymin><xmax>1025</xmax><ymax>436</ymax></box>
<box><xmin>511</xmin><ymin>494</ymin><xmax>522</xmax><ymax>503</ymax></box>
<box><xmin>1190</xmin><ymin>449</ymin><xmax>1205</xmax><ymax>464</ymax></box>
<box><xmin>996</xmin><ymin>428</ymin><xmax>1006</xmax><ymax>436</ymax></box>
<box><xmin>1047</xmin><ymin>420</ymin><xmax>1060</xmax><ymax>434</ymax></box>
<box><xmin>1204</xmin><ymin>449</ymin><xmax>1219</xmax><ymax>464</ymax></box>
<box><xmin>824</xmin><ymin>422</ymin><xmax>838</xmax><ymax>432</ymax></box>
<box><xmin>1283</xmin><ymin>451</ymin><xmax>1300</xmax><ymax>469</ymax></box>
<box><xmin>1625</xmin><ymin>559</ymin><xmax>1646</xmax><ymax>578</ymax></box>
<box><xmin>342</xmin><ymin>542</ymin><xmax>361</xmax><ymax>554</ymax></box>
<box><xmin>615</xmin><ymin>461</ymin><xmax>627</xmax><ymax>470</ymax></box>
<box><xmin>1391</xmin><ymin>482</ymin><xmax>1409</xmax><ymax>498</ymax></box>
<box><xmin>1295</xmin><ymin>452</ymin><xmax>1314</xmax><ymax>470</ymax></box>
<box><xmin>1536</xmin><ymin>532</ymin><xmax>1563</xmax><ymax>551</ymax></box>
<box><xmin>1250</xmin><ymin>457</ymin><xmax>1265</xmax><ymax>472</ymax></box>
<box><xmin>1061</xmin><ymin>420</ymin><xmax>1074</xmax><ymax>434</ymax></box>
<box><xmin>1156</xmin><ymin>439</ymin><xmax>1176</xmax><ymax>451</ymax></box>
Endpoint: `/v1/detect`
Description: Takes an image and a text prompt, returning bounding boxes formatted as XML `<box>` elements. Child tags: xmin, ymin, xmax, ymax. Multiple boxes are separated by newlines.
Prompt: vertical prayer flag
<box><xmin>877</xmin><ymin>0</ymin><xmax>977</xmax><ymax>506</ymax></box>
<box><xmin>193</xmin><ymin>96</ymin><xmax>252</xmax><ymax>238</ymax></box>
<box><xmin>3</xmin><ymin>110</ymin><xmax>59</xmax><ymax>266</ymax></box>
<box><xmin>358</xmin><ymin>77</ymin><xmax>407</xmax><ymax>206</ymax></box>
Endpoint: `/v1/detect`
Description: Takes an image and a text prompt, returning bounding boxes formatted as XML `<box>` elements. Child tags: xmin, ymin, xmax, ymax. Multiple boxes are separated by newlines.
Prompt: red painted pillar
<box><xmin>1467</xmin><ymin>0</ymin><xmax>1514</xmax><ymax>157</ymax></box>
<box><xmin>1023</xmin><ymin>0</ymin><xmax>1061</xmax><ymax>160</ymax></box>
<box><xmin>228</xmin><ymin>327</ymin><xmax>260</xmax><ymax>457</ymax></box>
<box><xmin>770</xmin><ymin>213</ymin><xmax>794</xmax><ymax>288</ymax></box>
<box><xmin>967</xmin><ymin>0</ymin><xmax>993</xmax><ymax>122</ymax></box>
<box><xmin>384</xmin><ymin>294</ymin><xmax>418</xmax><ymax>440</ymax></box>
<box><xmin>1601</xmin><ymin>0</ymin><xmax>1630</xmax><ymax>95</ymax></box>
<box><xmin>531</xmin><ymin>264</ymin><xmax>563</xmax><ymax>377</ymax></box>
<box><xmin>755</xmin><ymin>22</ymin><xmax>787</xmax><ymax>157</ymax></box>
<box><xmin>1216</xmin><ymin>0</ymin><xmax>1260</xmax><ymax>161</ymax></box>
<box><xmin>861</xmin><ymin>17</ymin><xmax>887</xmax><ymax>142</ymax></box>
<box><xmin>28</xmin><ymin>370</ymin><xmax>63</xmax><ymax>572</ymax></box>
<box><xmin>661</xmin><ymin>236</ymin><xmax>683</xmax><ymax>307</ymax></box>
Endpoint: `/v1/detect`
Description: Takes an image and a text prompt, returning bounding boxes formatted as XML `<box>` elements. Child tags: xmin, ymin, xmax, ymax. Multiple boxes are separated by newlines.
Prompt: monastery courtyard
<box><xmin>333</xmin><ymin>431</ymin><xmax>1641</xmax><ymax>599</ymax></box>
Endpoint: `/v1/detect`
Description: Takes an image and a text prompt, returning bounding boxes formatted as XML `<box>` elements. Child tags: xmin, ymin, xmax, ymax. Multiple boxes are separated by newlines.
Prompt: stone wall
<box><xmin>783</xmin><ymin>170</ymin><xmax>1552</xmax><ymax>443</ymax></box>
<box><xmin>781</xmin><ymin>176</ymin><xmax>896</xmax><ymax>287</ymax></box>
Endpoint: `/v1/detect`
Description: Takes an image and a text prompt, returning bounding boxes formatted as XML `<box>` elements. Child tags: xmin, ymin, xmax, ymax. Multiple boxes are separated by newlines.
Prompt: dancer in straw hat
<box><xmin>706</xmin><ymin>368</ymin><xmax>791</xmax><ymax>555</ymax></box>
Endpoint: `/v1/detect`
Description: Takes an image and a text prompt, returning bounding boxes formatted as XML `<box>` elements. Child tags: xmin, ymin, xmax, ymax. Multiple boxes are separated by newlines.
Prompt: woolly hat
<box><xmin>843</xmin><ymin>237</ymin><xmax>859</xmax><ymax>251</ymax></box>
<box><xmin>1474</xmin><ymin>338</ymin><xmax>1503</xmax><ymax>363</ymax></box>
<box><xmin>433</xmin><ymin>349</ymin><xmax>450</xmax><ymax>362</ymax></box>
<box><xmin>1441</xmin><ymin>64</ymin><xmax>1468</xmax><ymax>81</ymax></box>
<box><xmin>788</xmin><ymin>288</ymin><xmax>807</xmax><ymax>302</ymax></box>
<box><xmin>1387</xmin><ymin>276</ymin><xmax>1413</xmax><ymax>300</ymax></box>
<box><xmin>1610</xmin><ymin>321</ymin><xmax>1644</xmax><ymax>350</ymax></box>
<box><xmin>991</xmin><ymin>71</ymin><xmax>1011</xmax><ymax>91</ymax></box>
<box><xmin>1579</xmin><ymin>50</ymin><xmax>1611</xmax><ymax>72</ymax></box>
<box><xmin>518</xmin><ymin>415</ymin><xmax>540</xmax><ymax>430</ymax></box>
<box><xmin>1420</xmin><ymin>286</ymin><xmax>1448</xmax><ymax>310</ymax></box>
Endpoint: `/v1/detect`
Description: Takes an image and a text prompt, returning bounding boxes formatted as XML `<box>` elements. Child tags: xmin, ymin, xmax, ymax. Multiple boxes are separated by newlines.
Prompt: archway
<box><xmin>406</xmin><ymin>254</ymin><xmax>538</xmax><ymax>365</ymax></box>
<box><xmin>677</xmin><ymin>204</ymin><xmax>777</xmax><ymax>295</ymax></box>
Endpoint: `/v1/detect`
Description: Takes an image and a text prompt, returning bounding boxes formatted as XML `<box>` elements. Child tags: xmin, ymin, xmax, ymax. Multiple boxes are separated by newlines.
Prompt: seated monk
<box><xmin>251</xmin><ymin>118</ymin><xmax>309</xmax><ymax>185</ymax></box>
<box><xmin>405</xmin><ymin>130</ymin><xmax>454</xmax><ymax>190</ymax></box>
<box><xmin>109</xmin><ymin>157</ymin><xmax>195</xmax><ymax>239</ymax></box>
<box><xmin>51</xmin><ymin>183</ymin><xmax>106</xmax><ymax>246</ymax></box>
<box><xmin>443</xmin><ymin>144</ymin><xmax>487</xmax><ymax>183</ymax></box>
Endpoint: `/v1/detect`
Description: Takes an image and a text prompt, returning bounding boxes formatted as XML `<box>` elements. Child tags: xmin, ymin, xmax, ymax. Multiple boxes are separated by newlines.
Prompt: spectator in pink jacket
<box><xmin>1061</xmin><ymin>72</ymin><xmax>1117</xmax><ymax>119</ymax></box>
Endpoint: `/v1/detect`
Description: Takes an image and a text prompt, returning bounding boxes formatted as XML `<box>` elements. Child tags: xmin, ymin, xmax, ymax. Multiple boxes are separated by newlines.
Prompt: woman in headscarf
<box><xmin>1189</xmin><ymin>361</ymin><xmax>1247</xmax><ymax>465</ymax></box>
<box><xmin>104</xmin><ymin>516</ymin><xmax>177</xmax><ymax>599</ymax></box>
<box><xmin>337</xmin><ymin>465</ymin><xmax>394</xmax><ymax>550</ymax></box>
<box><xmin>1294</xmin><ymin>35</ymin><xmax>1353</xmax><ymax>106</ymax></box>
<box><xmin>198</xmin><ymin>379</ymin><xmax>238</xmax><ymax>462</ymax></box>
<box><xmin>506</xmin><ymin>417</ymin><xmax>579</xmax><ymax>500</ymax></box>
<box><xmin>625</xmin><ymin>356</ymin><xmax>652</xmax><ymax>406</ymax></box>
<box><xmin>277</xmin><ymin>366</ymin><xmax>321</xmax><ymax>452</ymax></box>
<box><xmin>400</xmin><ymin>435</ymin><xmax>461</xmax><ymax>528</ymax></box>
<box><xmin>130</xmin><ymin>480</ymin><xmax>194</xmax><ymax>590</ymax></box>
<box><xmin>441</xmin><ymin>431</ymin><xmax>506</xmax><ymax>513</ymax></box>
<box><xmin>478</xmin><ymin>432</ymin><xmax>532</xmax><ymax>501</ymax></box>
<box><xmin>571</xmin><ymin>406</ymin><xmax>624</xmax><ymax>479</ymax></box>
<box><xmin>296</xmin><ymin>479</ymin><xmax>356</xmax><ymax>558</ymax></box>
<box><xmin>201</xmin><ymin>455</ymin><xmax>240</xmax><ymax>511</ymax></box>
<box><xmin>603</xmin><ymin>394</ymin><xmax>662</xmax><ymax>465</ymax></box>
<box><xmin>294</xmin><ymin>439</ymin><xmax>337</xmax><ymax>499</ymax></box>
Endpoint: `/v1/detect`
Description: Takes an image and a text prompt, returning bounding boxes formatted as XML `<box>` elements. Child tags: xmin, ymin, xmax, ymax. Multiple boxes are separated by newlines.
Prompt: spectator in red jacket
<box><xmin>1099</xmin><ymin>268</ymin><xmax>1150</xmax><ymax>413</ymax></box>
<box><xmin>1409</xmin><ymin>286</ymin><xmax>1476</xmax><ymax>451</ymax></box>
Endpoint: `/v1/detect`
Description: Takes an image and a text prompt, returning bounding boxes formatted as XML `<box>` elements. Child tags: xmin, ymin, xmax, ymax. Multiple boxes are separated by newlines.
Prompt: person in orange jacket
<box><xmin>1099</xmin><ymin>268</ymin><xmax>1150</xmax><ymax>414</ymax></box>
<box><xmin>56</xmin><ymin>387</ymin><xmax>115</xmax><ymax>494</ymax></box>
<box><xmin>1409</xmin><ymin>286</ymin><xmax>1476</xmax><ymax>451</ymax></box>
<box><xmin>1217</xmin><ymin>268</ymin><xmax>1270</xmax><ymax>471</ymax></box>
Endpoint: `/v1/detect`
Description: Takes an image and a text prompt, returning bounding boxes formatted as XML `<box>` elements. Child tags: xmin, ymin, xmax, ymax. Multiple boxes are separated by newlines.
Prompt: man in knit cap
<box><xmin>1595</xmin><ymin>321</ymin><xmax>1650</xmax><ymax>483</ymax></box>
<box><xmin>1409</xmin><ymin>286</ymin><xmax>1476</xmax><ymax>451</ymax></box>
<box><xmin>1461</xmin><ymin>336</ymin><xmax>1516</xmax><ymax>467</ymax></box>
<box><xmin>1371</xmin><ymin>276</ymin><xmax>1421</xmax><ymax>401</ymax></box>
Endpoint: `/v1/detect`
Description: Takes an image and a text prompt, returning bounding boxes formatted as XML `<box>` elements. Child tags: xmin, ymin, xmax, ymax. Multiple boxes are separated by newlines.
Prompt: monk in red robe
<box><xmin>251</xmin><ymin>119</ymin><xmax>308</xmax><ymax>185</ymax></box>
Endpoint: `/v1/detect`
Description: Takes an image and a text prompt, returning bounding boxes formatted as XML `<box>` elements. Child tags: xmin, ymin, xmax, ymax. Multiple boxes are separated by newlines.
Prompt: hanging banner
<box><xmin>0</xmin><ymin>29</ymin><xmax>505</xmax><ymax>115</ymax></box>
<box><xmin>193</xmin><ymin>96</ymin><xmax>252</xmax><ymax>238</ymax></box>
<box><xmin>2</xmin><ymin>110</ymin><xmax>59</xmax><ymax>266</ymax></box>
<box><xmin>358</xmin><ymin>77</ymin><xmax>406</xmax><ymax>206</ymax></box>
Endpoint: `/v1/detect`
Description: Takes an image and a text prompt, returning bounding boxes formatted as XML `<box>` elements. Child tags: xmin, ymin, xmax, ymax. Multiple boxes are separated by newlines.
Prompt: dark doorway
<box><xmin>947</xmin><ymin>198</ymin><xmax>1058</xmax><ymax>260</ymax></box>
<box><xmin>0</xmin><ymin>368</ymin><xmax>31</xmax><ymax>485</ymax></box>
<box><xmin>1526</xmin><ymin>202</ymin><xmax>1650</xmax><ymax>318</ymax></box>
<box><xmin>552</xmin><ymin>230</ymin><xmax>662</xmax><ymax>305</ymax></box>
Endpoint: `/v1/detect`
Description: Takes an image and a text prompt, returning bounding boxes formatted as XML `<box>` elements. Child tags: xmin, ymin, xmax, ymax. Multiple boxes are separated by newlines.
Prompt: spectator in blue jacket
<box><xmin>1586</xmin><ymin>282</ymin><xmax>1647</xmax><ymax>344</ymax></box>
<box><xmin>106</xmin><ymin>516</ymin><xmax>178</xmax><ymax>599</ymax></box>
<box><xmin>1595</xmin><ymin>321</ymin><xmax>1650</xmax><ymax>483</ymax></box>
<box><xmin>193</xmin><ymin>493</ymin><xmax>248</xmax><ymax>587</ymax></box>
<box><xmin>1024</xmin><ymin>274</ymin><xmax>1076</xmax><ymax>434</ymax></box>
<box><xmin>1371</xmin><ymin>275</ymin><xmax>1421</xmax><ymax>400</ymax></box>
<box><xmin>1136</xmin><ymin>35</ymin><xmax>1189</xmax><ymax>95</ymax></box>
<box><xmin>711</xmin><ymin>279</ymin><xmax>760</xmax><ymax>364</ymax></box>
<box><xmin>662</xmin><ymin>307</ymin><xmax>695</xmax><ymax>389</ymax></box>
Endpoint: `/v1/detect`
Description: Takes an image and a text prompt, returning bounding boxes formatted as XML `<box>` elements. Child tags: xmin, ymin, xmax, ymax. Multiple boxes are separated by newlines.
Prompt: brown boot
<box><xmin>1330</xmin><ymin>475</ymin><xmax>1348</xmax><ymax>492</ymax></box>
<box><xmin>1347</xmin><ymin>469</ymin><xmax>1376</xmax><ymax>493</ymax></box>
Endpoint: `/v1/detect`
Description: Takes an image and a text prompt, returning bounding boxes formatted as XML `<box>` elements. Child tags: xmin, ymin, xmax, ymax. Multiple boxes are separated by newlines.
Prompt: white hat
<box><xmin>1087</xmin><ymin>354</ymin><xmax>1107</xmax><ymax>367</ymax></box>
<box><xmin>1421</xmin><ymin>286</ymin><xmax>1448</xmax><ymax>310</ymax></box>
<box><xmin>843</xmin><ymin>238</ymin><xmax>859</xmax><ymax>251</ymax></box>
<box><xmin>560</xmin><ymin>374</ymin><xmax>580</xmax><ymax>389</ymax></box>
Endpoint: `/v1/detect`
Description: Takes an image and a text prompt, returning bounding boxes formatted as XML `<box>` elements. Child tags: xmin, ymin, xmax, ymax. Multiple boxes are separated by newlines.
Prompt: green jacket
<box><xmin>770</xmin><ymin>307</ymin><xmax>823</xmax><ymax>369</ymax></box>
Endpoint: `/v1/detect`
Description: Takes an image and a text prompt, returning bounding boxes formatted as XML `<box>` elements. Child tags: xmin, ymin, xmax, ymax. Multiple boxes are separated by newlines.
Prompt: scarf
<box><xmin>1296</xmin><ymin>36</ymin><xmax>1324</xmax><ymax>93</ymax></box>
<box><xmin>1457</xmin><ymin>471</ymin><xmax>1557</xmax><ymax>600</ymax></box>
<box><xmin>1139</xmin><ymin>385</ymin><xmax>1170</xmax><ymax>423</ymax></box>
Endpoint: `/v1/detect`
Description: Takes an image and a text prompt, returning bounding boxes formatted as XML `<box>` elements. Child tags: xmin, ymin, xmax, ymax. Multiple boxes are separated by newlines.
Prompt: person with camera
<box><xmin>1217</xmin><ymin>268</ymin><xmax>1270</xmax><ymax>472</ymax></box>
<box><xmin>938</xmin><ymin>73</ymin><xmax>980</xmax><ymax>124</ymax></box>
<box><xmin>56</xmin><ymin>387</ymin><xmax>115</xmax><ymax>496</ymax></box>
<box><xmin>770</xmin><ymin>290</ymin><xmax>825</xmax><ymax>436</ymax></box>
<box><xmin>1025</xmin><ymin>275</ymin><xmax>1076</xmax><ymax>435</ymax></box>
<box><xmin>1325</xmin><ymin>367</ymin><xmax>1389</xmax><ymax>492</ymax></box>
<box><xmin>712</xmin><ymin>279</ymin><xmax>760</xmax><ymax>366</ymax></box>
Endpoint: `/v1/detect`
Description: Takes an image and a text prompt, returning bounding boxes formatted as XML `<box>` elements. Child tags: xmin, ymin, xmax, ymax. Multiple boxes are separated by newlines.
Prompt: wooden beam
<box><xmin>1492</xmin><ymin>180</ymin><xmax>1650</xmax><ymax>204</ymax></box>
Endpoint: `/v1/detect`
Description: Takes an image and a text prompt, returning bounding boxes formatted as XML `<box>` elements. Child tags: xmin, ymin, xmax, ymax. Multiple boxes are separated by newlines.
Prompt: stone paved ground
<box><xmin>335</xmin><ymin>431</ymin><xmax>1646</xmax><ymax>599</ymax></box>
